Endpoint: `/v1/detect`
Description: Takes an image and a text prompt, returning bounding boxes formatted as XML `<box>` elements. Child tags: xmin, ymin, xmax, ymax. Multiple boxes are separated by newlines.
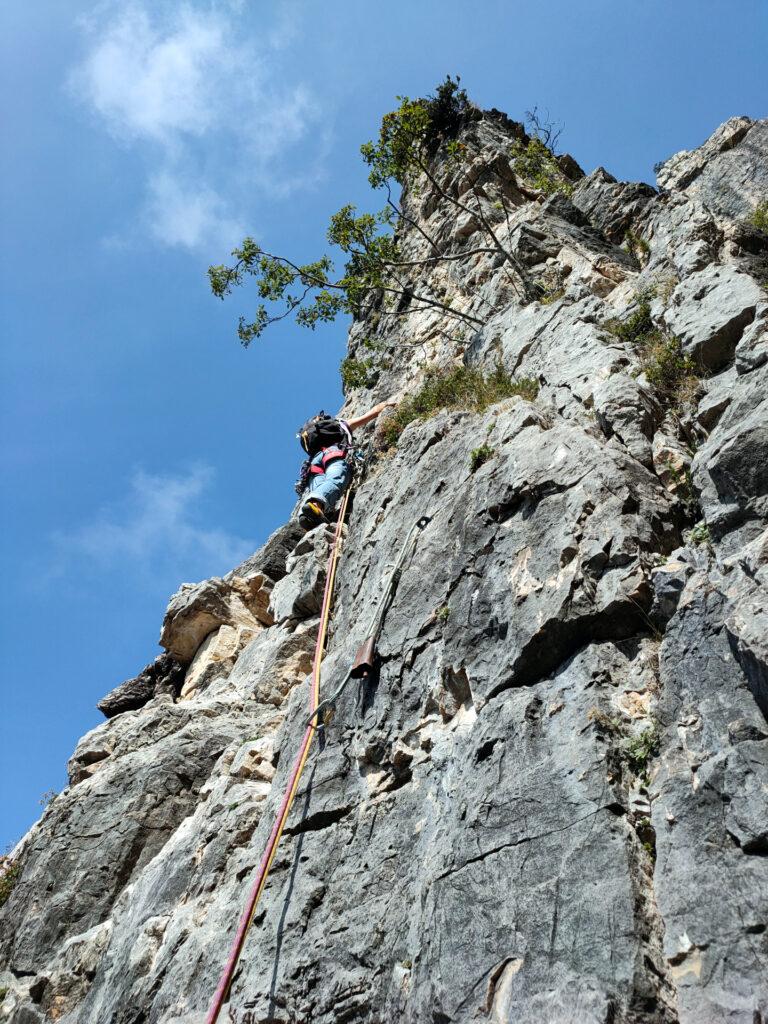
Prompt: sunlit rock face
<box><xmin>1</xmin><ymin>111</ymin><xmax>767</xmax><ymax>1024</ymax></box>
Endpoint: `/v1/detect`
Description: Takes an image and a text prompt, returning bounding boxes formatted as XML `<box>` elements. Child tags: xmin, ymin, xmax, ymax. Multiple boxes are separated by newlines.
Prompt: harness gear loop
<box><xmin>205</xmin><ymin>487</ymin><xmax>352</xmax><ymax>1024</ymax></box>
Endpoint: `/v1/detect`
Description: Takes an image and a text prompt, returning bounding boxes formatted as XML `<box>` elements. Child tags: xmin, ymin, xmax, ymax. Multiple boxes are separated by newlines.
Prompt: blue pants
<box><xmin>307</xmin><ymin>454</ymin><xmax>352</xmax><ymax>510</ymax></box>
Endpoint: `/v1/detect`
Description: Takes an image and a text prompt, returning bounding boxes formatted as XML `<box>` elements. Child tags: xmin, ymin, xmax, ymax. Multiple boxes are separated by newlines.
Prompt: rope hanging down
<box><xmin>308</xmin><ymin>514</ymin><xmax>431</xmax><ymax>727</ymax></box>
<box><xmin>205</xmin><ymin>487</ymin><xmax>352</xmax><ymax>1024</ymax></box>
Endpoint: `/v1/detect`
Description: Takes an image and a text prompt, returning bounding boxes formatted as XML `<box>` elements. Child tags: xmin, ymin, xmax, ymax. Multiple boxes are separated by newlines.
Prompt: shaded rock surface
<box><xmin>2</xmin><ymin>112</ymin><xmax>767</xmax><ymax>1024</ymax></box>
<box><xmin>97</xmin><ymin>654</ymin><xmax>185</xmax><ymax>718</ymax></box>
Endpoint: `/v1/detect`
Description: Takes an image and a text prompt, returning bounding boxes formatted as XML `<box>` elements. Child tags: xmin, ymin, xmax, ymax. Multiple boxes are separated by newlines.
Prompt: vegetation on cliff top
<box><xmin>209</xmin><ymin>79</ymin><xmax>568</xmax><ymax>346</ymax></box>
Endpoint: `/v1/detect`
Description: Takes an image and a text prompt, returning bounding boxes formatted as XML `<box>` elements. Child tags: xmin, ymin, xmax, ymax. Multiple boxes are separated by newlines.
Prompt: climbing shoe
<box><xmin>299</xmin><ymin>499</ymin><xmax>326</xmax><ymax>530</ymax></box>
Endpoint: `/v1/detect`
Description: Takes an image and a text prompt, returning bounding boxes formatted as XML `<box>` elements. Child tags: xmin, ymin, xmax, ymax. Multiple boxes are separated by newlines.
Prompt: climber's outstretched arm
<box><xmin>346</xmin><ymin>399</ymin><xmax>396</xmax><ymax>432</ymax></box>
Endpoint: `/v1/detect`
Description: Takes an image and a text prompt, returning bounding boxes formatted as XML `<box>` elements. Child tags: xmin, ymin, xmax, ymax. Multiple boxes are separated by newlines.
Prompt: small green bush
<box><xmin>621</xmin><ymin>725</ymin><xmax>660</xmax><ymax>776</ymax></box>
<box><xmin>510</xmin><ymin>138</ymin><xmax>573</xmax><ymax>196</ymax></box>
<box><xmin>435</xmin><ymin>605</ymin><xmax>451</xmax><ymax>623</ymax></box>
<box><xmin>639</xmin><ymin>334</ymin><xmax>698</xmax><ymax>406</ymax></box>
<box><xmin>0</xmin><ymin>862</ymin><xmax>20</xmax><ymax>907</ymax></box>
<box><xmin>653</xmin><ymin>273</ymin><xmax>679</xmax><ymax>306</ymax></box>
<box><xmin>661</xmin><ymin>460</ymin><xmax>698</xmax><ymax>517</ymax></box>
<box><xmin>587</xmin><ymin>707</ymin><xmax>620</xmax><ymax>733</ymax></box>
<box><xmin>340</xmin><ymin>356</ymin><xmax>376</xmax><ymax>391</ymax></box>
<box><xmin>470</xmin><ymin>444</ymin><xmax>495</xmax><ymax>471</ymax></box>
<box><xmin>624</xmin><ymin>230</ymin><xmax>651</xmax><ymax>264</ymax></box>
<box><xmin>539</xmin><ymin>287</ymin><xmax>565</xmax><ymax>305</ymax></box>
<box><xmin>749</xmin><ymin>200</ymin><xmax>768</xmax><ymax>233</ymax></box>
<box><xmin>687</xmin><ymin>521</ymin><xmax>712</xmax><ymax>548</ymax></box>
<box><xmin>604</xmin><ymin>297</ymin><xmax>655</xmax><ymax>345</ymax></box>
<box><xmin>605</xmin><ymin>294</ymin><xmax>699</xmax><ymax>409</ymax></box>
<box><xmin>381</xmin><ymin>365</ymin><xmax>538</xmax><ymax>447</ymax></box>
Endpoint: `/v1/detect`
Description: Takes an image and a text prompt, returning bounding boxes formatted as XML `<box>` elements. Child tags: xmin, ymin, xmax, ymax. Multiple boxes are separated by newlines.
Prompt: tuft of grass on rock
<box><xmin>638</xmin><ymin>334</ymin><xmax>699</xmax><ymax>407</ymax></box>
<box><xmin>340</xmin><ymin>356</ymin><xmax>376</xmax><ymax>391</ymax></box>
<box><xmin>653</xmin><ymin>272</ymin><xmax>679</xmax><ymax>306</ymax></box>
<box><xmin>604</xmin><ymin>296</ymin><xmax>655</xmax><ymax>345</ymax></box>
<box><xmin>605</xmin><ymin>292</ymin><xmax>699</xmax><ymax>409</ymax></box>
<box><xmin>621</xmin><ymin>724</ymin><xmax>660</xmax><ymax>778</ymax></box>
<box><xmin>687</xmin><ymin>521</ymin><xmax>712</xmax><ymax>549</ymax></box>
<box><xmin>0</xmin><ymin>862</ymin><xmax>21</xmax><ymax>908</ymax></box>
<box><xmin>469</xmin><ymin>444</ymin><xmax>495</xmax><ymax>472</ymax></box>
<box><xmin>623</xmin><ymin>229</ymin><xmax>651</xmax><ymax>265</ymax></box>
<box><xmin>587</xmin><ymin>707</ymin><xmax>620</xmax><ymax>733</ymax></box>
<box><xmin>510</xmin><ymin>137</ymin><xmax>573</xmax><ymax>196</ymax></box>
<box><xmin>749</xmin><ymin>200</ymin><xmax>768</xmax><ymax>233</ymax></box>
<box><xmin>381</xmin><ymin>365</ymin><xmax>538</xmax><ymax>448</ymax></box>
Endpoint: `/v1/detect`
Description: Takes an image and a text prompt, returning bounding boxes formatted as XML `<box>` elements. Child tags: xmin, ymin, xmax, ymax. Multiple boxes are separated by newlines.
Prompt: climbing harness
<box><xmin>308</xmin><ymin>514</ymin><xmax>432</xmax><ymax>728</ymax></box>
<box><xmin>295</xmin><ymin>444</ymin><xmax>367</xmax><ymax>497</ymax></box>
<box><xmin>205</xmin><ymin>487</ymin><xmax>352</xmax><ymax>1024</ymax></box>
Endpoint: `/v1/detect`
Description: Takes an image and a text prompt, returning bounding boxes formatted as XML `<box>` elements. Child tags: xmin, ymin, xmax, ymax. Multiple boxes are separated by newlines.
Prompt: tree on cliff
<box><xmin>208</xmin><ymin>78</ymin><xmax>574</xmax><ymax>345</ymax></box>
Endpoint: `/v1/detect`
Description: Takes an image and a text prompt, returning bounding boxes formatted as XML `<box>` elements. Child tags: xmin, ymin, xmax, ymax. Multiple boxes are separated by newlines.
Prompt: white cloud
<box><xmin>72</xmin><ymin>6</ymin><xmax>228</xmax><ymax>143</ymax></box>
<box><xmin>145</xmin><ymin>171</ymin><xmax>246</xmax><ymax>251</ymax></box>
<box><xmin>51</xmin><ymin>466</ymin><xmax>254</xmax><ymax>582</ymax></box>
<box><xmin>70</xmin><ymin>2</ymin><xmax>326</xmax><ymax>251</ymax></box>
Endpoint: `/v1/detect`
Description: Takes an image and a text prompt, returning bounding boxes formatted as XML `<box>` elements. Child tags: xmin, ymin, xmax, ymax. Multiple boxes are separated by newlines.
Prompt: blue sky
<box><xmin>1</xmin><ymin>0</ymin><xmax>765</xmax><ymax>848</ymax></box>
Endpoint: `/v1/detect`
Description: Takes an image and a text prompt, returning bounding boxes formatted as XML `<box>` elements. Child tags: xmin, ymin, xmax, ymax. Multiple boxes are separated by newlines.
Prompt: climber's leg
<box><xmin>308</xmin><ymin>458</ymin><xmax>351</xmax><ymax>511</ymax></box>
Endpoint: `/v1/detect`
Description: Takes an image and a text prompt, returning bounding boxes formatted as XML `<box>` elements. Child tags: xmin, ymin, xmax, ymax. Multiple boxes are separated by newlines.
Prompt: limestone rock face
<box><xmin>2</xmin><ymin>112</ymin><xmax>767</xmax><ymax>1024</ymax></box>
<box><xmin>656</xmin><ymin>116</ymin><xmax>768</xmax><ymax>219</ymax></box>
<box><xmin>160</xmin><ymin>573</ymin><xmax>273</xmax><ymax>665</ymax></box>
<box><xmin>180</xmin><ymin>624</ymin><xmax>258</xmax><ymax>700</ymax></box>
<box><xmin>662</xmin><ymin>265</ymin><xmax>763</xmax><ymax>369</ymax></box>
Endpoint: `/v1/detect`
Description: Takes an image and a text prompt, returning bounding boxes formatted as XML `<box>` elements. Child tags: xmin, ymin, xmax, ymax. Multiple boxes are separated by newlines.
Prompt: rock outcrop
<box><xmin>1</xmin><ymin>110</ymin><xmax>767</xmax><ymax>1024</ymax></box>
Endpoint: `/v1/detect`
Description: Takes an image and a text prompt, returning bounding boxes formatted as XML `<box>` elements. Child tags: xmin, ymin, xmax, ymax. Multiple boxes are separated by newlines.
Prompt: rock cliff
<box><xmin>2</xmin><ymin>108</ymin><xmax>767</xmax><ymax>1024</ymax></box>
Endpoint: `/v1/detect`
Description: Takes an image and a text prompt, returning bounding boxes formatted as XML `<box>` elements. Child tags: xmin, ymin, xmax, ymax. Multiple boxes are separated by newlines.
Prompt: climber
<box><xmin>296</xmin><ymin>400</ymin><xmax>394</xmax><ymax>528</ymax></box>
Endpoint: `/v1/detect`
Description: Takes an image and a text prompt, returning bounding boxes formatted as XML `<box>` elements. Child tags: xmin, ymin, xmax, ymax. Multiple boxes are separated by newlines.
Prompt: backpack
<box><xmin>297</xmin><ymin>412</ymin><xmax>351</xmax><ymax>456</ymax></box>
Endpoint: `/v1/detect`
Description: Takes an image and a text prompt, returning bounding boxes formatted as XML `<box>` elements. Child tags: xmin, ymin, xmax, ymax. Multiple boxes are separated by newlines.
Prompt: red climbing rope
<box><xmin>205</xmin><ymin>489</ymin><xmax>352</xmax><ymax>1024</ymax></box>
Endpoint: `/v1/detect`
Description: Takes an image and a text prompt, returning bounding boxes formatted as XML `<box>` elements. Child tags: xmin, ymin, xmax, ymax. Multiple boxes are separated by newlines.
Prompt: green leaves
<box><xmin>362</xmin><ymin>97</ymin><xmax>432</xmax><ymax>187</ymax></box>
<box><xmin>749</xmin><ymin>200</ymin><xmax>768</xmax><ymax>233</ymax></box>
<box><xmin>604</xmin><ymin>291</ymin><xmax>699</xmax><ymax>409</ymax></box>
<box><xmin>211</xmin><ymin>240</ymin><xmax>349</xmax><ymax>346</ymax></box>
<box><xmin>208</xmin><ymin>77</ymin><xmax>484</xmax><ymax>345</ymax></box>
<box><xmin>510</xmin><ymin>137</ymin><xmax>573</xmax><ymax>196</ymax></box>
<box><xmin>360</xmin><ymin>75</ymin><xmax>469</xmax><ymax>189</ymax></box>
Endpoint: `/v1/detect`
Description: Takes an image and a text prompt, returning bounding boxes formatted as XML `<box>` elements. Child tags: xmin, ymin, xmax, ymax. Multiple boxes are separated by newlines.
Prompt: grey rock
<box><xmin>663</xmin><ymin>264</ymin><xmax>763</xmax><ymax>370</ymax></box>
<box><xmin>268</xmin><ymin>525</ymin><xmax>335</xmax><ymax>624</ymax></box>
<box><xmin>227</xmin><ymin>520</ymin><xmax>304</xmax><ymax>583</ymax></box>
<box><xmin>693</xmin><ymin>388</ymin><xmax>768</xmax><ymax>550</ymax></box>
<box><xmin>656</xmin><ymin>116</ymin><xmax>768</xmax><ymax>221</ymax></box>
<box><xmin>650</xmin><ymin>557</ymin><xmax>693</xmax><ymax>626</ymax></box>
<box><xmin>735</xmin><ymin>301</ymin><xmax>768</xmax><ymax>374</ymax></box>
<box><xmin>696</xmin><ymin>365</ymin><xmax>736</xmax><ymax>431</ymax></box>
<box><xmin>652</xmin><ymin>565</ymin><xmax>768</xmax><ymax>1024</ymax></box>
<box><xmin>3</xmin><ymin>108</ymin><xmax>768</xmax><ymax>1024</ymax></box>
<box><xmin>572</xmin><ymin>167</ymin><xmax>656</xmax><ymax>243</ymax></box>
<box><xmin>593</xmin><ymin>373</ymin><xmax>661</xmax><ymax>467</ymax></box>
<box><xmin>1</xmin><ymin>701</ymin><xmax>246</xmax><ymax>975</ymax></box>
